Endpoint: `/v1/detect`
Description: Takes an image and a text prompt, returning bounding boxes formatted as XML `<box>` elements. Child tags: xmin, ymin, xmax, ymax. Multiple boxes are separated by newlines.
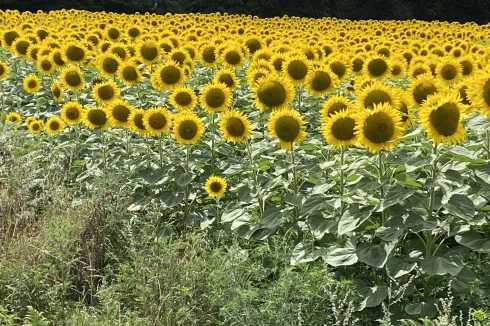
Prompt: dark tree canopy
<box><xmin>0</xmin><ymin>0</ymin><xmax>489</xmax><ymax>23</ymax></box>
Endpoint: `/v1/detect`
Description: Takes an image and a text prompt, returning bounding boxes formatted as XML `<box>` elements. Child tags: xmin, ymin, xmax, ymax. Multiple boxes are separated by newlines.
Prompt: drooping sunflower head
<box><xmin>5</xmin><ymin>112</ymin><xmax>22</xmax><ymax>127</ymax></box>
<box><xmin>364</xmin><ymin>55</ymin><xmax>390</xmax><ymax>79</ymax></box>
<box><xmin>305</xmin><ymin>65</ymin><xmax>338</xmax><ymax>97</ymax></box>
<box><xmin>150</xmin><ymin>61</ymin><xmax>184</xmax><ymax>91</ymax></box>
<box><xmin>218</xmin><ymin>110</ymin><xmax>252</xmax><ymax>143</ymax></box>
<box><xmin>321</xmin><ymin>109</ymin><xmax>358</xmax><ymax>149</ymax></box>
<box><xmin>0</xmin><ymin>61</ymin><xmax>9</xmax><ymax>80</ymax></box>
<box><xmin>28</xmin><ymin>119</ymin><xmax>44</xmax><ymax>134</ymax></box>
<box><xmin>128</xmin><ymin>108</ymin><xmax>148</xmax><ymax>135</ymax></box>
<box><xmin>436</xmin><ymin>58</ymin><xmax>462</xmax><ymax>85</ymax></box>
<box><xmin>418</xmin><ymin>92</ymin><xmax>466</xmax><ymax>146</ymax></box>
<box><xmin>458</xmin><ymin>55</ymin><xmax>476</xmax><ymax>77</ymax></box>
<box><xmin>83</xmin><ymin>107</ymin><xmax>111</xmax><ymax>130</ymax></box>
<box><xmin>92</xmin><ymin>81</ymin><xmax>120</xmax><ymax>104</ymax></box>
<box><xmin>204</xmin><ymin>175</ymin><xmax>227</xmax><ymax>197</ymax></box>
<box><xmin>23</xmin><ymin>74</ymin><xmax>41</xmax><ymax>94</ymax></box>
<box><xmin>142</xmin><ymin>106</ymin><xmax>172</xmax><ymax>135</ymax></box>
<box><xmin>467</xmin><ymin>73</ymin><xmax>490</xmax><ymax>116</ymax></box>
<box><xmin>50</xmin><ymin>82</ymin><xmax>63</xmax><ymax>102</ymax></box>
<box><xmin>267</xmin><ymin>108</ymin><xmax>307</xmax><ymax>150</ymax></box>
<box><xmin>2</xmin><ymin>29</ymin><xmax>20</xmax><ymax>49</ymax></box>
<box><xmin>51</xmin><ymin>49</ymin><xmax>66</xmax><ymax>68</ymax></box>
<box><xmin>271</xmin><ymin>54</ymin><xmax>287</xmax><ymax>73</ymax></box>
<box><xmin>45</xmin><ymin>116</ymin><xmax>64</xmax><ymax>135</ymax></box>
<box><xmin>453</xmin><ymin>79</ymin><xmax>473</xmax><ymax>112</ymax></box>
<box><xmin>61</xmin><ymin>101</ymin><xmax>84</xmax><ymax>125</ymax></box>
<box><xmin>214</xmin><ymin>69</ymin><xmax>239</xmax><ymax>90</ymax></box>
<box><xmin>59</xmin><ymin>65</ymin><xmax>85</xmax><ymax>92</ymax></box>
<box><xmin>354</xmin><ymin>102</ymin><xmax>404</xmax><ymax>153</ymax></box>
<box><xmin>199</xmin><ymin>82</ymin><xmax>232</xmax><ymax>113</ymax></box>
<box><xmin>320</xmin><ymin>95</ymin><xmax>353</xmax><ymax>120</ymax></box>
<box><xmin>282</xmin><ymin>53</ymin><xmax>310</xmax><ymax>85</ymax></box>
<box><xmin>172</xmin><ymin>111</ymin><xmax>204</xmax><ymax>145</ymax></box>
<box><xmin>409</xmin><ymin>61</ymin><xmax>430</xmax><ymax>80</ymax></box>
<box><xmin>253</xmin><ymin>74</ymin><xmax>295</xmax><ymax>112</ymax></box>
<box><xmin>169</xmin><ymin>86</ymin><xmax>198</xmax><ymax>111</ymax></box>
<box><xmin>409</xmin><ymin>73</ymin><xmax>445</xmax><ymax>107</ymax></box>
<box><xmin>356</xmin><ymin>80</ymin><xmax>400</xmax><ymax>111</ymax></box>
<box><xmin>107</xmin><ymin>99</ymin><xmax>134</xmax><ymax>128</ymax></box>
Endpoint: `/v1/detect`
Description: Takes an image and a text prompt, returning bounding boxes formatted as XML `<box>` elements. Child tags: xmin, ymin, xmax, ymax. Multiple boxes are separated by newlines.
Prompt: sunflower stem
<box><xmin>101</xmin><ymin>128</ymin><xmax>107</xmax><ymax>188</ymax></box>
<box><xmin>211</xmin><ymin>112</ymin><xmax>216</xmax><ymax>174</ymax></box>
<box><xmin>158</xmin><ymin>134</ymin><xmax>164</xmax><ymax>168</ymax></box>
<box><xmin>246</xmin><ymin>139</ymin><xmax>264</xmax><ymax>216</ymax></box>
<box><xmin>125</xmin><ymin>128</ymin><xmax>131</xmax><ymax>172</ymax></box>
<box><xmin>184</xmin><ymin>145</ymin><xmax>190</xmax><ymax>216</ymax></box>
<box><xmin>339</xmin><ymin>146</ymin><xmax>346</xmax><ymax>215</ymax></box>
<box><xmin>297</xmin><ymin>86</ymin><xmax>302</xmax><ymax>115</ymax></box>
<box><xmin>216</xmin><ymin>197</ymin><xmax>221</xmax><ymax>225</ymax></box>
<box><xmin>425</xmin><ymin>143</ymin><xmax>439</xmax><ymax>259</ymax></box>
<box><xmin>378</xmin><ymin>151</ymin><xmax>386</xmax><ymax>225</ymax></box>
<box><xmin>486</xmin><ymin>130</ymin><xmax>490</xmax><ymax>160</ymax></box>
<box><xmin>291</xmin><ymin>142</ymin><xmax>300</xmax><ymax>220</ymax></box>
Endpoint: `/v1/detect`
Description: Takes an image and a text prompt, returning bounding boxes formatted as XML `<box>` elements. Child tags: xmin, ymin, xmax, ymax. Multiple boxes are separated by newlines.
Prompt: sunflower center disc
<box><xmin>32</xmin><ymin>123</ymin><xmax>40</xmax><ymax>131</ymax></box>
<box><xmin>53</xmin><ymin>53</ymin><xmax>64</xmax><ymax>66</ymax></box>
<box><xmin>218</xmin><ymin>74</ymin><xmax>234</xmax><ymax>88</ymax></box>
<box><xmin>175</xmin><ymin>92</ymin><xmax>192</xmax><ymax>106</ymax></box>
<box><xmin>202</xmin><ymin>47</ymin><xmax>216</xmax><ymax>63</ymax></box>
<box><xmin>134</xmin><ymin>114</ymin><xmax>145</xmax><ymax>130</ymax></box>
<box><xmin>108</xmin><ymin>28</ymin><xmax>120</xmax><ymax>40</ymax></box>
<box><xmin>66</xmin><ymin>107</ymin><xmax>80</xmax><ymax>120</ymax></box>
<box><xmin>429</xmin><ymin>103</ymin><xmax>460</xmax><ymax>136</ymax></box>
<box><xmin>0</xmin><ymin>65</ymin><xmax>4</xmax><ymax>75</ymax></box>
<box><xmin>28</xmin><ymin>80</ymin><xmax>37</xmax><ymax>89</ymax></box>
<box><xmin>141</xmin><ymin>45</ymin><xmax>158</xmax><ymax>61</ymax></box>
<box><xmin>112</xmin><ymin>47</ymin><xmax>126</xmax><ymax>60</ymax></box>
<box><xmin>210</xmin><ymin>182</ymin><xmax>222</xmax><ymax>193</ymax></box>
<box><xmin>257</xmin><ymin>81</ymin><xmax>286</xmax><ymax>107</ymax></box>
<box><xmin>364</xmin><ymin>112</ymin><xmax>395</xmax><ymax>143</ymax></box>
<box><xmin>161</xmin><ymin>66</ymin><xmax>181</xmax><ymax>84</ymax></box>
<box><xmin>364</xmin><ymin>90</ymin><xmax>391</xmax><ymax>109</ymax></box>
<box><xmin>311</xmin><ymin>72</ymin><xmax>331</xmax><ymax>91</ymax></box>
<box><xmin>368</xmin><ymin>59</ymin><xmax>387</xmax><ymax>77</ymax></box>
<box><xmin>330</xmin><ymin>62</ymin><xmax>346</xmax><ymax>78</ymax></box>
<box><xmin>98</xmin><ymin>85</ymin><xmax>115</xmax><ymax>100</ymax></box>
<box><xmin>179</xmin><ymin>120</ymin><xmax>198</xmax><ymax>140</ymax></box>
<box><xmin>88</xmin><ymin>109</ymin><xmax>107</xmax><ymax>126</ymax></box>
<box><xmin>327</xmin><ymin>102</ymin><xmax>348</xmax><ymax>117</ymax></box>
<box><xmin>65</xmin><ymin>71</ymin><xmax>82</xmax><ymax>86</ymax></box>
<box><xmin>149</xmin><ymin>113</ymin><xmax>167</xmax><ymax>130</ymax></box>
<box><xmin>412</xmin><ymin>68</ymin><xmax>427</xmax><ymax>78</ymax></box>
<box><xmin>113</xmin><ymin>105</ymin><xmax>130</xmax><ymax>122</ymax></box>
<box><xmin>483</xmin><ymin>79</ymin><xmax>490</xmax><ymax>107</ymax></box>
<box><xmin>331</xmin><ymin>117</ymin><xmax>356</xmax><ymax>141</ymax></box>
<box><xmin>128</xmin><ymin>28</ymin><xmax>140</xmax><ymax>38</ymax></box>
<box><xmin>206</xmin><ymin>89</ymin><xmax>225</xmax><ymax>108</ymax></box>
<box><xmin>67</xmin><ymin>46</ymin><xmax>84</xmax><ymax>61</ymax></box>
<box><xmin>254</xmin><ymin>72</ymin><xmax>266</xmax><ymax>84</ymax></box>
<box><xmin>413</xmin><ymin>82</ymin><xmax>437</xmax><ymax>105</ymax></box>
<box><xmin>225</xmin><ymin>51</ymin><xmax>241</xmax><ymax>65</ymax></box>
<box><xmin>352</xmin><ymin>58</ymin><xmax>364</xmax><ymax>72</ymax></box>
<box><xmin>103</xmin><ymin>58</ymin><xmax>119</xmax><ymax>74</ymax></box>
<box><xmin>4</xmin><ymin>31</ymin><xmax>19</xmax><ymax>46</ymax></box>
<box><xmin>16</xmin><ymin>41</ymin><xmax>29</xmax><ymax>55</ymax></box>
<box><xmin>50</xmin><ymin>121</ymin><xmax>60</xmax><ymax>130</ymax></box>
<box><xmin>461</xmin><ymin>60</ymin><xmax>472</xmax><ymax>76</ymax></box>
<box><xmin>392</xmin><ymin>65</ymin><xmax>401</xmax><ymax>76</ymax></box>
<box><xmin>441</xmin><ymin>65</ymin><xmax>457</xmax><ymax>80</ymax></box>
<box><xmin>226</xmin><ymin>117</ymin><xmax>245</xmax><ymax>137</ymax></box>
<box><xmin>246</xmin><ymin>39</ymin><xmax>261</xmax><ymax>53</ymax></box>
<box><xmin>52</xmin><ymin>87</ymin><xmax>61</xmax><ymax>97</ymax></box>
<box><xmin>41</xmin><ymin>61</ymin><xmax>52</xmax><ymax>71</ymax></box>
<box><xmin>275</xmin><ymin>116</ymin><xmax>300</xmax><ymax>142</ymax></box>
<box><xmin>287</xmin><ymin>60</ymin><xmax>308</xmax><ymax>80</ymax></box>
<box><xmin>273</xmin><ymin>58</ymin><xmax>284</xmax><ymax>71</ymax></box>
<box><xmin>459</xmin><ymin>86</ymin><xmax>471</xmax><ymax>105</ymax></box>
<box><xmin>123</xmin><ymin>67</ymin><xmax>138</xmax><ymax>81</ymax></box>
<box><xmin>171</xmin><ymin>53</ymin><xmax>186</xmax><ymax>65</ymax></box>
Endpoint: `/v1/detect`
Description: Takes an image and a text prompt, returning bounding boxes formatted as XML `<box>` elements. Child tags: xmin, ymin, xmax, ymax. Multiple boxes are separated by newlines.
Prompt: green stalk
<box><xmin>246</xmin><ymin>139</ymin><xmax>264</xmax><ymax>216</ymax></box>
<box><xmin>378</xmin><ymin>151</ymin><xmax>386</xmax><ymax>225</ymax></box>
<box><xmin>184</xmin><ymin>145</ymin><xmax>191</xmax><ymax>215</ymax></box>
<box><xmin>339</xmin><ymin>146</ymin><xmax>346</xmax><ymax>215</ymax></box>
<box><xmin>215</xmin><ymin>197</ymin><xmax>221</xmax><ymax>225</ymax></box>
<box><xmin>291</xmin><ymin>142</ymin><xmax>299</xmax><ymax>219</ymax></box>
<box><xmin>425</xmin><ymin>143</ymin><xmax>439</xmax><ymax>258</ymax></box>
<box><xmin>158</xmin><ymin>134</ymin><xmax>164</xmax><ymax>167</ymax></box>
<box><xmin>211</xmin><ymin>112</ymin><xmax>215</xmax><ymax>174</ymax></box>
<box><xmin>101</xmin><ymin>129</ymin><xmax>108</xmax><ymax>187</ymax></box>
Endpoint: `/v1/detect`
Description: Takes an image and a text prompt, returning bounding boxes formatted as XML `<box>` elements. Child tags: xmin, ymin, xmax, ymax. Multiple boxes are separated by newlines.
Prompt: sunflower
<box><xmin>36</xmin><ymin>55</ymin><xmax>55</xmax><ymax>75</ymax></box>
<box><xmin>51</xmin><ymin>49</ymin><xmax>66</xmax><ymax>68</ymax></box>
<box><xmin>60</xmin><ymin>101</ymin><xmax>84</xmax><ymax>124</ymax></box>
<box><xmin>11</xmin><ymin>37</ymin><xmax>30</xmax><ymax>59</ymax></box>
<box><xmin>5</xmin><ymin>112</ymin><xmax>22</xmax><ymax>127</ymax></box>
<box><xmin>199</xmin><ymin>82</ymin><xmax>232</xmax><ymax>113</ymax></box>
<box><xmin>267</xmin><ymin>108</ymin><xmax>307</xmax><ymax>150</ymax></box>
<box><xmin>409</xmin><ymin>73</ymin><xmax>445</xmax><ymax>107</ymax></box>
<box><xmin>92</xmin><ymin>81</ymin><xmax>120</xmax><ymax>105</ymax></box>
<box><xmin>389</xmin><ymin>58</ymin><xmax>407</xmax><ymax>80</ymax></box>
<box><xmin>172</xmin><ymin>111</ymin><xmax>205</xmax><ymax>145</ymax></box>
<box><xmin>204</xmin><ymin>175</ymin><xmax>227</xmax><ymax>197</ymax></box>
<box><xmin>364</xmin><ymin>55</ymin><xmax>391</xmax><ymax>79</ymax></box>
<box><xmin>83</xmin><ymin>107</ymin><xmax>111</xmax><ymax>130</ymax></box>
<box><xmin>25</xmin><ymin>116</ymin><xmax>35</xmax><ymax>127</ymax></box>
<box><xmin>142</xmin><ymin>106</ymin><xmax>172</xmax><ymax>135</ymax></box>
<box><xmin>0</xmin><ymin>61</ymin><xmax>8</xmax><ymax>80</ymax></box>
<box><xmin>320</xmin><ymin>95</ymin><xmax>353</xmax><ymax>120</ymax></box>
<box><xmin>168</xmin><ymin>48</ymin><xmax>189</xmax><ymax>66</ymax></box>
<box><xmin>214</xmin><ymin>69</ymin><xmax>239</xmax><ymax>90</ymax></box>
<box><xmin>199</xmin><ymin>44</ymin><xmax>218</xmax><ymax>68</ymax></box>
<box><xmin>321</xmin><ymin>110</ymin><xmax>358</xmax><ymax>148</ymax></box>
<box><xmin>327</xmin><ymin>56</ymin><xmax>350</xmax><ymax>80</ymax></box>
<box><xmin>436</xmin><ymin>58</ymin><xmax>462</xmax><ymax>85</ymax></box>
<box><xmin>218</xmin><ymin>110</ymin><xmax>252</xmax><ymax>143</ymax></box>
<box><xmin>59</xmin><ymin>65</ymin><xmax>85</xmax><ymax>92</ymax></box>
<box><xmin>419</xmin><ymin>92</ymin><xmax>467</xmax><ymax>145</ymax></box>
<box><xmin>117</xmin><ymin>59</ymin><xmax>142</xmax><ymax>86</ymax></box>
<box><xmin>50</xmin><ymin>82</ymin><xmax>63</xmax><ymax>102</ymax></box>
<box><xmin>106</xmin><ymin>99</ymin><xmax>134</xmax><ymax>128</ymax></box>
<box><xmin>458</xmin><ymin>55</ymin><xmax>476</xmax><ymax>78</ymax></box>
<box><xmin>23</xmin><ymin>74</ymin><xmax>41</xmax><ymax>94</ymax></box>
<box><xmin>467</xmin><ymin>73</ymin><xmax>490</xmax><ymax>116</ymax></box>
<box><xmin>356</xmin><ymin>80</ymin><xmax>400</xmax><ymax>110</ymax></box>
<box><xmin>108</xmin><ymin>42</ymin><xmax>129</xmax><ymax>61</ymax></box>
<box><xmin>150</xmin><ymin>61</ymin><xmax>184</xmax><ymax>91</ymax></box>
<box><xmin>28</xmin><ymin>119</ymin><xmax>44</xmax><ymax>134</ymax></box>
<box><xmin>354</xmin><ymin>103</ymin><xmax>404</xmax><ymax>153</ymax></box>
<box><xmin>246</xmin><ymin>67</ymin><xmax>269</xmax><ymax>86</ymax></box>
<box><xmin>136</xmin><ymin>40</ymin><xmax>161</xmax><ymax>65</ymax></box>
<box><xmin>282</xmin><ymin>53</ymin><xmax>310</xmax><ymax>85</ymax></box>
<box><xmin>253</xmin><ymin>74</ymin><xmax>295</xmax><ymax>112</ymax></box>
<box><xmin>129</xmin><ymin>108</ymin><xmax>148</xmax><ymax>135</ymax></box>
<box><xmin>409</xmin><ymin>61</ymin><xmax>430</xmax><ymax>80</ymax></box>
<box><xmin>61</xmin><ymin>42</ymin><xmax>88</xmax><ymax>65</ymax></box>
<box><xmin>304</xmin><ymin>65</ymin><xmax>338</xmax><ymax>96</ymax></box>
<box><xmin>45</xmin><ymin>116</ymin><xmax>64</xmax><ymax>135</ymax></box>
<box><xmin>220</xmin><ymin>46</ymin><xmax>245</xmax><ymax>69</ymax></box>
<box><xmin>453</xmin><ymin>79</ymin><xmax>473</xmax><ymax>112</ymax></box>
<box><xmin>169</xmin><ymin>86</ymin><xmax>198</xmax><ymax>111</ymax></box>
<box><xmin>97</xmin><ymin>52</ymin><xmax>122</xmax><ymax>78</ymax></box>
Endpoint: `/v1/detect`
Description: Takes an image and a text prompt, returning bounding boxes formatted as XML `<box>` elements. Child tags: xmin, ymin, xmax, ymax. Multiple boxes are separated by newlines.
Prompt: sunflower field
<box><xmin>2</xmin><ymin>8</ymin><xmax>490</xmax><ymax>325</ymax></box>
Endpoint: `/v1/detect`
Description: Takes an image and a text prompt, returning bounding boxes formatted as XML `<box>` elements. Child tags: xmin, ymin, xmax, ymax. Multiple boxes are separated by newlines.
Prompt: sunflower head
<box><xmin>50</xmin><ymin>82</ymin><xmax>63</xmax><ymax>102</ymax></box>
<box><xmin>467</xmin><ymin>73</ymin><xmax>490</xmax><ymax>116</ymax></box>
<box><xmin>437</xmin><ymin>59</ymin><xmax>462</xmax><ymax>85</ymax></box>
<box><xmin>267</xmin><ymin>108</ymin><xmax>307</xmax><ymax>150</ymax></box>
<box><xmin>142</xmin><ymin>106</ymin><xmax>172</xmax><ymax>135</ymax></box>
<box><xmin>137</xmin><ymin>40</ymin><xmax>161</xmax><ymax>64</ymax></box>
<box><xmin>150</xmin><ymin>61</ymin><xmax>184</xmax><ymax>91</ymax></box>
<box><xmin>92</xmin><ymin>81</ymin><xmax>120</xmax><ymax>104</ymax></box>
<box><xmin>169</xmin><ymin>86</ymin><xmax>198</xmax><ymax>111</ymax></box>
<box><xmin>364</xmin><ymin>55</ymin><xmax>390</xmax><ymax>79</ymax></box>
<box><xmin>117</xmin><ymin>59</ymin><xmax>142</xmax><ymax>86</ymax></box>
<box><xmin>409</xmin><ymin>74</ymin><xmax>444</xmax><ymax>107</ymax></box>
<box><xmin>5</xmin><ymin>112</ymin><xmax>22</xmax><ymax>127</ymax></box>
<box><xmin>214</xmin><ymin>69</ymin><xmax>239</xmax><ymax>90</ymax></box>
<box><xmin>199</xmin><ymin>82</ymin><xmax>232</xmax><ymax>113</ymax></box>
<box><xmin>45</xmin><ymin>116</ymin><xmax>64</xmax><ymax>135</ymax></box>
<box><xmin>0</xmin><ymin>61</ymin><xmax>9</xmax><ymax>80</ymax></box>
<box><xmin>218</xmin><ymin>110</ymin><xmax>252</xmax><ymax>143</ymax></box>
<box><xmin>322</xmin><ymin>109</ymin><xmax>358</xmax><ymax>148</ymax></box>
<box><xmin>97</xmin><ymin>53</ymin><xmax>122</xmax><ymax>78</ymax></box>
<box><xmin>62</xmin><ymin>42</ymin><xmax>87</xmax><ymax>65</ymax></box>
<box><xmin>172</xmin><ymin>111</ymin><xmax>204</xmax><ymax>145</ymax></box>
<box><xmin>354</xmin><ymin>102</ymin><xmax>404</xmax><ymax>153</ymax></box>
<box><xmin>28</xmin><ymin>119</ymin><xmax>44</xmax><ymax>134</ymax></box>
<box><xmin>305</xmin><ymin>65</ymin><xmax>338</xmax><ymax>97</ymax></box>
<box><xmin>204</xmin><ymin>175</ymin><xmax>227</xmax><ymax>197</ymax></box>
<box><xmin>61</xmin><ymin>101</ymin><xmax>84</xmax><ymax>124</ymax></box>
<box><xmin>128</xmin><ymin>108</ymin><xmax>148</xmax><ymax>135</ymax></box>
<box><xmin>283</xmin><ymin>53</ymin><xmax>310</xmax><ymax>85</ymax></box>
<box><xmin>59</xmin><ymin>65</ymin><xmax>85</xmax><ymax>92</ymax></box>
<box><xmin>253</xmin><ymin>74</ymin><xmax>295</xmax><ymax>112</ymax></box>
<box><xmin>356</xmin><ymin>80</ymin><xmax>399</xmax><ymax>110</ymax></box>
<box><xmin>107</xmin><ymin>99</ymin><xmax>133</xmax><ymax>128</ymax></box>
<box><xmin>83</xmin><ymin>107</ymin><xmax>110</xmax><ymax>130</ymax></box>
<box><xmin>23</xmin><ymin>74</ymin><xmax>41</xmax><ymax>94</ymax></box>
<box><xmin>321</xmin><ymin>95</ymin><xmax>353</xmax><ymax>120</ymax></box>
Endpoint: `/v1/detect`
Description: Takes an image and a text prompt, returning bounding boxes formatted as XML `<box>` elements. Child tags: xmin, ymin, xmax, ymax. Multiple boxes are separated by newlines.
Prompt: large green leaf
<box><xmin>325</xmin><ymin>237</ymin><xmax>358</xmax><ymax>267</ymax></box>
<box><xmin>221</xmin><ymin>208</ymin><xmax>247</xmax><ymax>223</ymax></box>
<box><xmin>338</xmin><ymin>205</ymin><xmax>374</xmax><ymax>235</ymax></box>
<box><xmin>381</xmin><ymin>184</ymin><xmax>415</xmax><ymax>210</ymax></box>
<box><xmin>358</xmin><ymin>285</ymin><xmax>388</xmax><ymax>310</ymax></box>
<box><xmin>159</xmin><ymin>191</ymin><xmax>184</xmax><ymax>208</ymax></box>
<box><xmin>455</xmin><ymin>229</ymin><xmax>490</xmax><ymax>250</ymax></box>
<box><xmin>357</xmin><ymin>242</ymin><xmax>394</xmax><ymax>268</ymax></box>
<box><xmin>307</xmin><ymin>213</ymin><xmax>337</xmax><ymax>239</ymax></box>
<box><xmin>451</xmin><ymin>266</ymin><xmax>477</xmax><ymax>292</ymax></box>
<box><xmin>375</xmin><ymin>226</ymin><xmax>404</xmax><ymax>241</ymax></box>
<box><xmin>174</xmin><ymin>171</ymin><xmax>193</xmax><ymax>187</ymax></box>
<box><xmin>405</xmin><ymin>299</ymin><xmax>437</xmax><ymax>318</ymax></box>
<box><xmin>446</xmin><ymin>194</ymin><xmax>475</xmax><ymax>220</ymax></box>
<box><xmin>385</xmin><ymin>257</ymin><xmax>417</xmax><ymax>279</ymax></box>
<box><xmin>421</xmin><ymin>255</ymin><xmax>464</xmax><ymax>276</ymax></box>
